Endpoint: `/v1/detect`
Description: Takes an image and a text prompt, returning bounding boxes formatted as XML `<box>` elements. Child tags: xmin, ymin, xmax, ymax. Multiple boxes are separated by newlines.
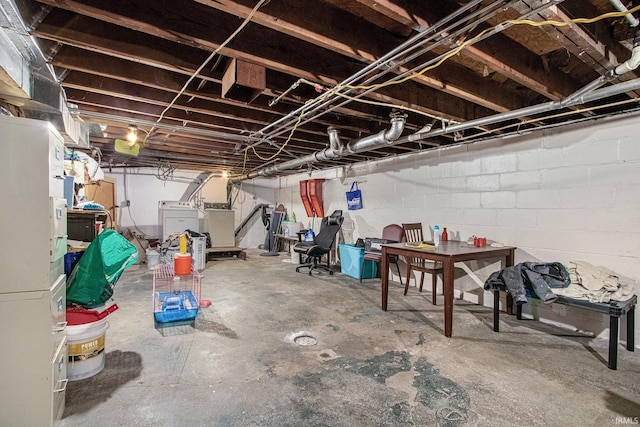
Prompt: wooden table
<box><xmin>381</xmin><ymin>240</ymin><xmax>516</xmax><ymax>337</ymax></box>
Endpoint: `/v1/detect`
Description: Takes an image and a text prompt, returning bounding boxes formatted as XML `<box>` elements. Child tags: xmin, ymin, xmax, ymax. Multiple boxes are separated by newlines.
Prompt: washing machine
<box><xmin>158</xmin><ymin>201</ymin><xmax>199</xmax><ymax>241</ymax></box>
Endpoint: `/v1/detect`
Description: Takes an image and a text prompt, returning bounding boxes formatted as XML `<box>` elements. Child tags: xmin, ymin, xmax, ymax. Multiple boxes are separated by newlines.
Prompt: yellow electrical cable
<box><xmin>342</xmin><ymin>5</ymin><xmax>640</xmax><ymax>93</ymax></box>
<box><xmin>506</xmin><ymin>5</ymin><xmax>640</xmax><ymax>27</ymax></box>
<box><xmin>250</xmin><ymin>105</ymin><xmax>307</xmax><ymax>161</ymax></box>
<box><xmin>247</xmin><ymin>5</ymin><xmax>640</xmax><ymax>165</ymax></box>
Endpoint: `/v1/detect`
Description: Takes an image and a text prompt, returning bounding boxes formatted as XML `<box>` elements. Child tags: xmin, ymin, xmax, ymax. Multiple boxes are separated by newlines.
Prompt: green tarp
<box><xmin>66</xmin><ymin>229</ymin><xmax>138</xmax><ymax>308</ymax></box>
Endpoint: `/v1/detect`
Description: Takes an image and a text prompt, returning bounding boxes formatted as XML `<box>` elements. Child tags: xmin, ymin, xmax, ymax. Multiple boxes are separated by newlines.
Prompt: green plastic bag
<box><xmin>66</xmin><ymin>229</ymin><xmax>138</xmax><ymax>308</ymax></box>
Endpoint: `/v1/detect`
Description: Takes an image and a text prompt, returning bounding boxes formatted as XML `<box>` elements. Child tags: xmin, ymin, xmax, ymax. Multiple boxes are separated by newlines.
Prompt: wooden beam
<box><xmin>194</xmin><ymin>0</ymin><xmax>529</xmax><ymax>112</ymax></box>
<box><xmin>34</xmin><ymin>0</ymin><xmax>527</xmax><ymax>115</ymax></box>
<box><xmin>350</xmin><ymin>0</ymin><xmax>581</xmax><ymax>101</ymax></box>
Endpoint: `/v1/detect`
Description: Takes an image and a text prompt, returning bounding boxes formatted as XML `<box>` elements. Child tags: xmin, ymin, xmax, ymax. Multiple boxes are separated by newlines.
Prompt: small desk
<box><xmin>381</xmin><ymin>240</ymin><xmax>516</xmax><ymax>337</ymax></box>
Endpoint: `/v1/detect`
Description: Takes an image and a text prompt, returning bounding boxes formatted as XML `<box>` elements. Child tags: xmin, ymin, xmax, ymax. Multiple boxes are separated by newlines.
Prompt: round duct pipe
<box><xmin>230</xmin><ymin>112</ymin><xmax>406</xmax><ymax>183</ymax></box>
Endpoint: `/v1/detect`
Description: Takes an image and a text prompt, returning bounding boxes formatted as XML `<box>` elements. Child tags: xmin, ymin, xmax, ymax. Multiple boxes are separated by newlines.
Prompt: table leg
<box><xmin>296</xmin><ymin>232</ymin><xmax>304</xmax><ymax>263</ymax></box>
<box><xmin>627</xmin><ymin>305</ymin><xmax>635</xmax><ymax>351</ymax></box>
<box><xmin>506</xmin><ymin>249</ymin><xmax>515</xmax><ymax>267</ymax></box>
<box><xmin>381</xmin><ymin>248</ymin><xmax>389</xmax><ymax>311</ymax></box>
<box><xmin>493</xmin><ymin>290</ymin><xmax>500</xmax><ymax>332</ymax></box>
<box><xmin>505</xmin><ymin>250</ymin><xmax>515</xmax><ymax>315</ymax></box>
<box><xmin>609</xmin><ymin>315</ymin><xmax>619</xmax><ymax>370</ymax></box>
<box><xmin>443</xmin><ymin>260</ymin><xmax>454</xmax><ymax>337</ymax></box>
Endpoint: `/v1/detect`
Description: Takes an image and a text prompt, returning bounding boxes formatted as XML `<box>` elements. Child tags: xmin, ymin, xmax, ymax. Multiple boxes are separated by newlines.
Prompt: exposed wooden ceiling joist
<box><xmin>0</xmin><ymin>0</ymin><xmax>637</xmax><ymax>176</ymax></box>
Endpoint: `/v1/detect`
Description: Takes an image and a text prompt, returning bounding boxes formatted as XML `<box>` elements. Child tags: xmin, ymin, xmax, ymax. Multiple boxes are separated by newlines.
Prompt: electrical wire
<box><xmin>340</xmin><ymin>5</ymin><xmax>640</xmax><ymax>93</ymax></box>
<box><xmin>331</xmin><ymin>91</ymin><xmax>456</xmax><ymax>124</ymax></box>
<box><xmin>143</xmin><ymin>0</ymin><xmax>269</xmax><ymax>144</ymax></box>
<box><xmin>238</xmin><ymin>0</ymin><xmax>531</xmax><ymax>166</ymax></box>
<box><xmin>249</xmin><ymin>105</ymin><xmax>307</xmax><ymax>161</ymax></box>
<box><xmin>241</xmin><ymin>4</ymin><xmax>640</xmax><ymax>170</ymax></box>
<box><xmin>119</xmin><ymin>166</ymin><xmax>148</xmax><ymax>236</ymax></box>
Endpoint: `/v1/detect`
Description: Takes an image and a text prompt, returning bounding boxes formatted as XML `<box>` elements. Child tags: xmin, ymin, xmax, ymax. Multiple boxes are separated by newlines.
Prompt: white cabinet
<box><xmin>0</xmin><ymin>116</ymin><xmax>67</xmax><ymax>292</ymax></box>
<box><xmin>0</xmin><ymin>278</ymin><xmax>68</xmax><ymax>425</ymax></box>
<box><xmin>0</xmin><ymin>116</ymin><xmax>67</xmax><ymax>426</ymax></box>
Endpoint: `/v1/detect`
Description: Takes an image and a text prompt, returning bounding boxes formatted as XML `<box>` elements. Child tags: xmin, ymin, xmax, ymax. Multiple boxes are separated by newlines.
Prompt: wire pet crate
<box><xmin>153</xmin><ymin>263</ymin><xmax>202</xmax><ymax>325</ymax></box>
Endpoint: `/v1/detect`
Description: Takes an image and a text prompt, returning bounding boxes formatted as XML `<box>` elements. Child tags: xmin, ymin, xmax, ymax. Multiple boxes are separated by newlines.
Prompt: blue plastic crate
<box><xmin>338</xmin><ymin>244</ymin><xmax>378</xmax><ymax>279</ymax></box>
<box><xmin>154</xmin><ymin>290</ymin><xmax>199</xmax><ymax>323</ymax></box>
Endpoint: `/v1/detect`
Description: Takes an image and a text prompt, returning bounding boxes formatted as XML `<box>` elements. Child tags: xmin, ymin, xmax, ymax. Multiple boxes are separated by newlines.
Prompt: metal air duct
<box><xmin>231</xmin><ymin>111</ymin><xmax>406</xmax><ymax>182</ymax></box>
<box><xmin>0</xmin><ymin>0</ymin><xmax>88</xmax><ymax>147</ymax></box>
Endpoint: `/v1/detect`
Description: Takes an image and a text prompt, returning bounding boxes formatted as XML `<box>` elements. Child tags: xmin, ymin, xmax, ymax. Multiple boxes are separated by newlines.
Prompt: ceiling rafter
<box><xmin>0</xmin><ymin>0</ymin><xmax>632</xmax><ymax>175</ymax></box>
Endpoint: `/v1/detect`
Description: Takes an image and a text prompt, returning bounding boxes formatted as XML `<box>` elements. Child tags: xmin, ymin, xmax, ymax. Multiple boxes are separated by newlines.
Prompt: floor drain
<box><xmin>293</xmin><ymin>335</ymin><xmax>317</xmax><ymax>346</ymax></box>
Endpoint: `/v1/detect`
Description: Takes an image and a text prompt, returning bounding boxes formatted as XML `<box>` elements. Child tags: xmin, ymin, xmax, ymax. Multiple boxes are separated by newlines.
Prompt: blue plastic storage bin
<box><xmin>154</xmin><ymin>290</ymin><xmax>199</xmax><ymax>323</ymax></box>
<box><xmin>338</xmin><ymin>244</ymin><xmax>378</xmax><ymax>279</ymax></box>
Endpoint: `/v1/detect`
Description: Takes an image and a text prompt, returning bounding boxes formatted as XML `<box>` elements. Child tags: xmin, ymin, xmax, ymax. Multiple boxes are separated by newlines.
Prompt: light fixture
<box><xmin>222</xmin><ymin>170</ymin><xmax>228</xmax><ymax>178</ymax></box>
<box><xmin>126</xmin><ymin>125</ymin><xmax>138</xmax><ymax>145</ymax></box>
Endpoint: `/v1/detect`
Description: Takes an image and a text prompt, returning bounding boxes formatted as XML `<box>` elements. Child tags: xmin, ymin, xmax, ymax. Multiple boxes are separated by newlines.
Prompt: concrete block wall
<box><xmin>238</xmin><ymin>113</ymin><xmax>640</xmax><ymax>345</ymax></box>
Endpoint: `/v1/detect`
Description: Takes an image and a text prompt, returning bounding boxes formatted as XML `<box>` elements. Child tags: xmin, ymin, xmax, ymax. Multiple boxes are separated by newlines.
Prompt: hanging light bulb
<box><xmin>126</xmin><ymin>125</ymin><xmax>138</xmax><ymax>144</ymax></box>
<box><xmin>221</xmin><ymin>170</ymin><xmax>228</xmax><ymax>178</ymax></box>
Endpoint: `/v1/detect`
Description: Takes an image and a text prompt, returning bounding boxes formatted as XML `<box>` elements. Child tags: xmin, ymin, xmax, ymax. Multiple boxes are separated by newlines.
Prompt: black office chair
<box><xmin>294</xmin><ymin>210</ymin><xmax>344</xmax><ymax>275</ymax></box>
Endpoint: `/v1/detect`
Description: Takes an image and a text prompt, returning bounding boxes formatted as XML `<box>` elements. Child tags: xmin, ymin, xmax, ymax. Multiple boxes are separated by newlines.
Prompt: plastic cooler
<box><xmin>338</xmin><ymin>244</ymin><xmax>378</xmax><ymax>279</ymax></box>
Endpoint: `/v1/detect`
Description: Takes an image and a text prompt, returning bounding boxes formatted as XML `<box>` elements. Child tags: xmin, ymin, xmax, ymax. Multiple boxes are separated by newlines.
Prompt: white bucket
<box><xmin>67</xmin><ymin>318</ymin><xmax>109</xmax><ymax>381</ymax></box>
<box><xmin>291</xmin><ymin>247</ymin><xmax>300</xmax><ymax>265</ymax></box>
<box><xmin>146</xmin><ymin>248</ymin><xmax>160</xmax><ymax>270</ymax></box>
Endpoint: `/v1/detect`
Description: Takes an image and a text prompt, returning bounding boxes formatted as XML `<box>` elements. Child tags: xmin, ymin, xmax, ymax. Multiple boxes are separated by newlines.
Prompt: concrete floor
<box><xmin>61</xmin><ymin>249</ymin><xmax>639</xmax><ymax>427</ymax></box>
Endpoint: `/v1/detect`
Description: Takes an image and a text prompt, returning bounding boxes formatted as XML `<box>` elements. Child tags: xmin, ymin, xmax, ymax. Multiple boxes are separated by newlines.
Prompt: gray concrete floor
<box><xmin>61</xmin><ymin>249</ymin><xmax>639</xmax><ymax>427</ymax></box>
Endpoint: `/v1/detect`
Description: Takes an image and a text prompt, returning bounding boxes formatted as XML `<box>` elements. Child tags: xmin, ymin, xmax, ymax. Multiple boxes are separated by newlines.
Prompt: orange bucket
<box><xmin>174</xmin><ymin>253</ymin><xmax>192</xmax><ymax>276</ymax></box>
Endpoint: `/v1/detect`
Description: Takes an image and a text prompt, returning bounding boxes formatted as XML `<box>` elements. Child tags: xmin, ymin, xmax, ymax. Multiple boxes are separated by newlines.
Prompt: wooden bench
<box><xmin>492</xmin><ymin>290</ymin><xmax>636</xmax><ymax>370</ymax></box>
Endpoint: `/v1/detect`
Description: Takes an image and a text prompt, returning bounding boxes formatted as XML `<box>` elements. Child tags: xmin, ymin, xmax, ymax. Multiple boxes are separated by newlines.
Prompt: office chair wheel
<box><xmin>329</xmin><ymin>270</ymin><xmax>334</xmax><ymax>275</ymax></box>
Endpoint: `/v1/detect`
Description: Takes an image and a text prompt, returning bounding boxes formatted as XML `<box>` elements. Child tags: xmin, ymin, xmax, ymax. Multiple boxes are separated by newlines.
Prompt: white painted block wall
<box><xmin>239</xmin><ymin>114</ymin><xmax>640</xmax><ymax>345</ymax></box>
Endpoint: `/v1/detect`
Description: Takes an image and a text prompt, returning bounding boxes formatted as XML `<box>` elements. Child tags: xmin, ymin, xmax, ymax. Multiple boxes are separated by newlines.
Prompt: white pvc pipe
<box><xmin>615</xmin><ymin>45</ymin><xmax>640</xmax><ymax>75</ymax></box>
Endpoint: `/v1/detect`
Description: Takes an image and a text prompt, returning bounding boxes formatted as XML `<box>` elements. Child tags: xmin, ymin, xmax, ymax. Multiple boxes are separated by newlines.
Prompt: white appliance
<box><xmin>205</xmin><ymin>209</ymin><xmax>235</xmax><ymax>248</ymax></box>
<box><xmin>158</xmin><ymin>200</ymin><xmax>199</xmax><ymax>241</ymax></box>
<box><xmin>0</xmin><ymin>116</ymin><xmax>68</xmax><ymax>426</ymax></box>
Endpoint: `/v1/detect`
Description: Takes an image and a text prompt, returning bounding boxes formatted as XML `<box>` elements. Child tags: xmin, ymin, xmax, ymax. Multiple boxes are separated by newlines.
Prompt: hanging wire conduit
<box><xmin>231</xmin><ymin>111</ymin><xmax>406</xmax><ymax>182</ymax></box>
<box><xmin>245</xmin><ymin>0</ymin><xmax>503</xmax><ymax>149</ymax></box>
<box><xmin>230</xmin><ymin>0</ymin><xmax>640</xmax><ymax>183</ymax></box>
<box><xmin>233</xmin><ymin>65</ymin><xmax>640</xmax><ymax>183</ymax></box>
<box><xmin>233</xmin><ymin>0</ymin><xmax>564</xmax><ymax>184</ymax></box>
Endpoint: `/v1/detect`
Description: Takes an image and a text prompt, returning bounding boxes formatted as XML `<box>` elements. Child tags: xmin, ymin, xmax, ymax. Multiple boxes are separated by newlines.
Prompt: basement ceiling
<box><xmin>4</xmin><ymin>0</ymin><xmax>640</xmax><ymax>178</ymax></box>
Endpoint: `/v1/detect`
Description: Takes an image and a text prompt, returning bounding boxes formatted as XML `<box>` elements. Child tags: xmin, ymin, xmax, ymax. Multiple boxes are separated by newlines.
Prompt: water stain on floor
<box><xmin>330</xmin><ymin>351</ymin><xmax>469</xmax><ymax>425</ymax></box>
<box><xmin>412</xmin><ymin>357</ymin><xmax>470</xmax><ymax>426</ymax></box>
<box><xmin>331</xmin><ymin>350</ymin><xmax>412</xmax><ymax>384</ymax></box>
